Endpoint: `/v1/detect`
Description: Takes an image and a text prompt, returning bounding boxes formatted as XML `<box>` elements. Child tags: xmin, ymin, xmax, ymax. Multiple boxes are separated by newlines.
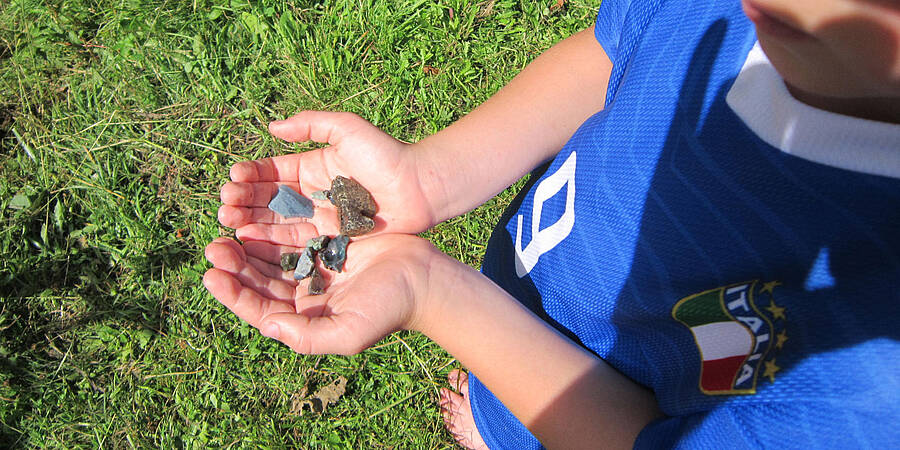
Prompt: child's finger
<box><xmin>235</xmin><ymin>223</ymin><xmax>323</xmax><ymax>247</ymax></box>
<box><xmin>230</xmin><ymin>154</ymin><xmax>302</xmax><ymax>183</ymax></box>
<box><xmin>269</xmin><ymin>111</ymin><xmax>366</xmax><ymax>145</ymax></box>
<box><xmin>203</xmin><ymin>268</ymin><xmax>296</xmax><ymax>329</ymax></box>
<box><xmin>247</xmin><ymin>255</ymin><xmax>299</xmax><ymax>284</ymax></box>
<box><xmin>218</xmin><ymin>205</ymin><xmax>302</xmax><ymax>228</ymax></box>
<box><xmin>220</xmin><ymin>181</ymin><xmax>302</xmax><ymax>207</ymax></box>
<box><xmin>205</xmin><ymin>239</ymin><xmax>296</xmax><ymax>302</ymax></box>
<box><xmin>206</xmin><ymin>237</ymin><xmax>246</xmax><ymax>262</ymax></box>
<box><xmin>217</xmin><ymin>205</ymin><xmax>260</xmax><ymax>228</ymax></box>
<box><xmin>230</xmin><ymin>152</ymin><xmax>338</xmax><ymax>197</ymax></box>
<box><xmin>243</xmin><ymin>240</ymin><xmax>303</xmax><ymax>265</ymax></box>
<box><xmin>218</xmin><ymin>203</ymin><xmax>336</xmax><ymax>229</ymax></box>
<box><xmin>258</xmin><ymin>311</ymin><xmax>370</xmax><ymax>355</ymax></box>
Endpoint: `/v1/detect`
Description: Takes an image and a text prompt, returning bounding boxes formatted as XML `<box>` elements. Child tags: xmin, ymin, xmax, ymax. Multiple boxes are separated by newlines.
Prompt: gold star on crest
<box><xmin>763</xmin><ymin>358</ymin><xmax>781</xmax><ymax>383</ymax></box>
<box><xmin>776</xmin><ymin>330</ymin><xmax>789</xmax><ymax>349</ymax></box>
<box><xmin>765</xmin><ymin>299</ymin><xmax>786</xmax><ymax>321</ymax></box>
<box><xmin>760</xmin><ymin>280</ymin><xmax>781</xmax><ymax>295</ymax></box>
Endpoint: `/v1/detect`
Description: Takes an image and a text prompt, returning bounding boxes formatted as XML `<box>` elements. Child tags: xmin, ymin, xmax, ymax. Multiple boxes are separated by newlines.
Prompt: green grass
<box><xmin>0</xmin><ymin>0</ymin><xmax>598</xmax><ymax>447</ymax></box>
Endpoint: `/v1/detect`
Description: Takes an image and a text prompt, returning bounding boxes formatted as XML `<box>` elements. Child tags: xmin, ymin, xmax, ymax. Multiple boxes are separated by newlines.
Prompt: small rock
<box><xmin>293</xmin><ymin>247</ymin><xmax>316</xmax><ymax>280</ymax></box>
<box><xmin>308</xmin><ymin>268</ymin><xmax>326</xmax><ymax>296</ymax></box>
<box><xmin>338</xmin><ymin>207</ymin><xmax>375</xmax><ymax>237</ymax></box>
<box><xmin>268</xmin><ymin>185</ymin><xmax>314</xmax><ymax>219</ymax></box>
<box><xmin>280</xmin><ymin>252</ymin><xmax>300</xmax><ymax>271</ymax></box>
<box><xmin>320</xmin><ymin>235</ymin><xmax>350</xmax><ymax>273</ymax></box>
<box><xmin>328</xmin><ymin>176</ymin><xmax>376</xmax><ymax>236</ymax></box>
<box><xmin>329</xmin><ymin>176</ymin><xmax>376</xmax><ymax>217</ymax></box>
<box><xmin>311</xmin><ymin>190</ymin><xmax>330</xmax><ymax>201</ymax></box>
<box><xmin>305</xmin><ymin>235</ymin><xmax>331</xmax><ymax>252</ymax></box>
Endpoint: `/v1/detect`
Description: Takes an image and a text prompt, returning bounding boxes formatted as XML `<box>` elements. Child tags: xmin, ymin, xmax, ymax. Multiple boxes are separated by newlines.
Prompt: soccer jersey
<box><xmin>467</xmin><ymin>0</ymin><xmax>900</xmax><ymax>448</ymax></box>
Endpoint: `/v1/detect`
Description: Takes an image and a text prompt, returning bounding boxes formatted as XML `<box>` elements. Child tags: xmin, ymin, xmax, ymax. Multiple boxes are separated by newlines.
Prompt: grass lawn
<box><xmin>0</xmin><ymin>0</ymin><xmax>598</xmax><ymax>447</ymax></box>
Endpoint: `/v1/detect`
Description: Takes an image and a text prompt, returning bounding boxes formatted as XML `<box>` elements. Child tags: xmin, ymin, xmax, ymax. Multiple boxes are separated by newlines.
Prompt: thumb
<box><xmin>268</xmin><ymin>111</ymin><xmax>369</xmax><ymax>145</ymax></box>
<box><xmin>260</xmin><ymin>311</ymin><xmax>369</xmax><ymax>356</ymax></box>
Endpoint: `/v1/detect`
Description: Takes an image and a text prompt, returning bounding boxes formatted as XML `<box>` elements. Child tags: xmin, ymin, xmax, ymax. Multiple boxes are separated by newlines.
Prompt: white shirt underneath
<box><xmin>726</xmin><ymin>43</ymin><xmax>900</xmax><ymax>179</ymax></box>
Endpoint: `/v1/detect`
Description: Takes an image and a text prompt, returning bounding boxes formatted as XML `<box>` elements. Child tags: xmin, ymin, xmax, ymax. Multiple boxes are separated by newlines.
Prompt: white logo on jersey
<box><xmin>514</xmin><ymin>151</ymin><xmax>577</xmax><ymax>277</ymax></box>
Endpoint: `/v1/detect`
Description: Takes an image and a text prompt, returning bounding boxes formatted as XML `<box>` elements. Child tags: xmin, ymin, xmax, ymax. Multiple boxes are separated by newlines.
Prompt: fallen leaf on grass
<box><xmin>550</xmin><ymin>0</ymin><xmax>565</xmax><ymax>11</ymax></box>
<box><xmin>290</xmin><ymin>376</ymin><xmax>347</xmax><ymax>415</ymax></box>
<box><xmin>423</xmin><ymin>65</ymin><xmax>440</xmax><ymax>75</ymax></box>
<box><xmin>477</xmin><ymin>0</ymin><xmax>496</xmax><ymax>18</ymax></box>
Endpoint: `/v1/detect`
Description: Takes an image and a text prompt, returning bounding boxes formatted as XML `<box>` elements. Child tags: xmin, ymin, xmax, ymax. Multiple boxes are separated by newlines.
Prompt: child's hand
<box><xmin>203</xmin><ymin>234</ymin><xmax>442</xmax><ymax>355</ymax></box>
<box><xmin>218</xmin><ymin>111</ymin><xmax>439</xmax><ymax>244</ymax></box>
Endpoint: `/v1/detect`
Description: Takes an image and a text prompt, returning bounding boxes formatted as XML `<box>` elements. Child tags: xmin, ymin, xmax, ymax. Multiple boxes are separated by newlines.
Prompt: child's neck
<box><xmin>785</xmin><ymin>83</ymin><xmax>900</xmax><ymax>125</ymax></box>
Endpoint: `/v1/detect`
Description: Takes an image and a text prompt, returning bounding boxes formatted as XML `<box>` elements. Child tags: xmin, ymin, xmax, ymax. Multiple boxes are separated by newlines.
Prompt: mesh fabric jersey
<box><xmin>467</xmin><ymin>0</ymin><xmax>900</xmax><ymax>448</ymax></box>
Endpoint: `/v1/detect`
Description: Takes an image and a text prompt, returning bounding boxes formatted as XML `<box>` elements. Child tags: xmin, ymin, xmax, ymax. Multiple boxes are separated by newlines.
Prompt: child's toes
<box><xmin>438</xmin><ymin>388</ymin><xmax>451</xmax><ymax>407</ymax></box>
<box><xmin>448</xmin><ymin>369</ymin><xmax>469</xmax><ymax>392</ymax></box>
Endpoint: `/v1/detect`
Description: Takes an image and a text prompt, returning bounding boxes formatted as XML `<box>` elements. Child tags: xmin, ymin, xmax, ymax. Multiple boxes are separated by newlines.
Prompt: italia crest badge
<box><xmin>672</xmin><ymin>280</ymin><xmax>788</xmax><ymax>395</ymax></box>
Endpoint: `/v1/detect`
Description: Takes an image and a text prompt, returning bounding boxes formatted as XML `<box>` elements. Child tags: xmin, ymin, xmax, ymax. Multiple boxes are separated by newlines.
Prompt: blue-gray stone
<box><xmin>311</xmin><ymin>190</ymin><xmax>330</xmax><ymax>201</ymax></box>
<box><xmin>268</xmin><ymin>185</ymin><xmax>314</xmax><ymax>218</ymax></box>
<box><xmin>293</xmin><ymin>247</ymin><xmax>316</xmax><ymax>280</ymax></box>
<box><xmin>321</xmin><ymin>235</ymin><xmax>350</xmax><ymax>273</ymax></box>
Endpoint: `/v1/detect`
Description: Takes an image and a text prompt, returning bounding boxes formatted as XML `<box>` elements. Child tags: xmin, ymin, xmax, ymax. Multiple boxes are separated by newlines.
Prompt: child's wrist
<box><xmin>409</xmin><ymin>139</ymin><xmax>455</xmax><ymax>226</ymax></box>
<box><xmin>404</xmin><ymin>249</ymin><xmax>488</xmax><ymax>338</ymax></box>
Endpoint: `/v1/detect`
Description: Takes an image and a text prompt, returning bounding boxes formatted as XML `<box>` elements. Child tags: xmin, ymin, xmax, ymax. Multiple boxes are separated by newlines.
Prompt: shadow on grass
<box><xmin>0</xmin><ymin>103</ymin><xmax>14</xmax><ymax>148</ymax></box>
<box><xmin>0</xmin><ymin>231</ymin><xmax>195</xmax><ymax>445</ymax></box>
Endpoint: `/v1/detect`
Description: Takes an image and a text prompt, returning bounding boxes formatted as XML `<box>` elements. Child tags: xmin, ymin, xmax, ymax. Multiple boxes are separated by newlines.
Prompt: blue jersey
<box><xmin>467</xmin><ymin>0</ymin><xmax>900</xmax><ymax>448</ymax></box>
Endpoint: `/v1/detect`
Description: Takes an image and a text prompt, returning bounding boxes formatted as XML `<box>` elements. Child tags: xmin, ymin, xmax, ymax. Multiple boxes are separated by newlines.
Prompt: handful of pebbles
<box><xmin>268</xmin><ymin>176</ymin><xmax>376</xmax><ymax>295</ymax></box>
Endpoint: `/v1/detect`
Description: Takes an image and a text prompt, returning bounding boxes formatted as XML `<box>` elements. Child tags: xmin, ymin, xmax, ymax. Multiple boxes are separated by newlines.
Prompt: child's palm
<box><xmin>203</xmin><ymin>234</ymin><xmax>436</xmax><ymax>355</ymax></box>
<box><xmin>218</xmin><ymin>111</ymin><xmax>436</xmax><ymax>244</ymax></box>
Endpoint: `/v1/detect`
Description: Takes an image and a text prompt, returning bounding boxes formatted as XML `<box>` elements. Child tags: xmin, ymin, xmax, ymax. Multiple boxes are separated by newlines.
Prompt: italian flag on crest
<box><xmin>672</xmin><ymin>281</ymin><xmax>774</xmax><ymax>395</ymax></box>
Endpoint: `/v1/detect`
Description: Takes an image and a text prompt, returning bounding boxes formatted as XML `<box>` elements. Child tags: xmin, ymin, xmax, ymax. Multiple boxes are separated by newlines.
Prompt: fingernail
<box><xmin>261</xmin><ymin>323</ymin><xmax>281</xmax><ymax>339</ymax></box>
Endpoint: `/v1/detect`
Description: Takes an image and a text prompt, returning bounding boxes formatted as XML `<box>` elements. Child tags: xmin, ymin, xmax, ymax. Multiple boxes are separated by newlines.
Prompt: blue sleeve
<box><xmin>593</xmin><ymin>0</ymin><xmax>633</xmax><ymax>61</ymax></box>
<box><xmin>636</xmin><ymin>402</ymin><xmax>899</xmax><ymax>449</ymax></box>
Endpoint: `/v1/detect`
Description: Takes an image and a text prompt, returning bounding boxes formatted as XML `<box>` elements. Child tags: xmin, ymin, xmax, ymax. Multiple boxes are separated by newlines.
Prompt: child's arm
<box><xmin>415</xmin><ymin>24</ymin><xmax>612</xmax><ymax>224</ymax></box>
<box><xmin>414</xmin><ymin>248</ymin><xmax>661</xmax><ymax>450</ymax></box>
<box><xmin>205</xmin><ymin>233</ymin><xmax>659</xmax><ymax>449</ymax></box>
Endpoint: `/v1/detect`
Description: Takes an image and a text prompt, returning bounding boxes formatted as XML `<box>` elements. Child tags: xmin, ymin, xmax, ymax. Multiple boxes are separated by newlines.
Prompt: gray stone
<box><xmin>268</xmin><ymin>184</ymin><xmax>314</xmax><ymax>219</ymax></box>
<box><xmin>280</xmin><ymin>252</ymin><xmax>300</xmax><ymax>271</ymax></box>
<box><xmin>293</xmin><ymin>247</ymin><xmax>316</xmax><ymax>280</ymax></box>
<box><xmin>320</xmin><ymin>235</ymin><xmax>350</xmax><ymax>273</ymax></box>
<box><xmin>311</xmin><ymin>190</ymin><xmax>330</xmax><ymax>201</ymax></box>
<box><xmin>306</xmin><ymin>235</ymin><xmax>331</xmax><ymax>252</ymax></box>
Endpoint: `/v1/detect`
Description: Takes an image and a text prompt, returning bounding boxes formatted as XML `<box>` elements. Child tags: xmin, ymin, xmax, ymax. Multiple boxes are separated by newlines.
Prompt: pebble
<box><xmin>306</xmin><ymin>235</ymin><xmax>331</xmax><ymax>252</ymax></box>
<box><xmin>338</xmin><ymin>207</ymin><xmax>376</xmax><ymax>237</ymax></box>
<box><xmin>293</xmin><ymin>247</ymin><xmax>316</xmax><ymax>280</ymax></box>
<box><xmin>268</xmin><ymin>185</ymin><xmax>314</xmax><ymax>218</ymax></box>
<box><xmin>329</xmin><ymin>176</ymin><xmax>376</xmax><ymax>217</ymax></box>
<box><xmin>280</xmin><ymin>252</ymin><xmax>300</xmax><ymax>271</ymax></box>
<box><xmin>329</xmin><ymin>176</ymin><xmax>376</xmax><ymax>236</ymax></box>
<box><xmin>308</xmin><ymin>268</ymin><xmax>326</xmax><ymax>296</ymax></box>
<box><xmin>320</xmin><ymin>235</ymin><xmax>350</xmax><ymax>273</ymax></box>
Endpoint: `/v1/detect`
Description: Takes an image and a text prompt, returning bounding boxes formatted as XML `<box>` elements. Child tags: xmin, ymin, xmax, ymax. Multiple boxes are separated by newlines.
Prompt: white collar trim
<box><xmin>726</xmin><ymin>43</ymin><xmax>900</xmax><ymax>179</ymax></box>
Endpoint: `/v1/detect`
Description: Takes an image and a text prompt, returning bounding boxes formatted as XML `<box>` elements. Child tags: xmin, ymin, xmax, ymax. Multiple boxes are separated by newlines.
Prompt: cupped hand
<box><xmin>203</xmin><ymin>234</ymin><xmax>444</xmax><ymax>355</ymax></box>
<box><xmin>218</xmin><ymin>111</ymin><xmax>440</xmax><ymax>243</ymax></box>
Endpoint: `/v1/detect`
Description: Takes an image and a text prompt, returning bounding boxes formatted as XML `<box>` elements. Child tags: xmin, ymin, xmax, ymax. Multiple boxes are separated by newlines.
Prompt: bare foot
<box><xmin>439</xmin><ymin>370</ymin><xmax>489</xmax><ymax>450</ymax></box>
